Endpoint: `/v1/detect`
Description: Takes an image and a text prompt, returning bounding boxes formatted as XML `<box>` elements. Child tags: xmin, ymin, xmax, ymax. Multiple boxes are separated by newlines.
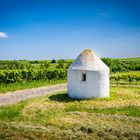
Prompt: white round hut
<box><xmin>67</xmin><ymin>49</ymin><xmax>110</xmax><ymax>99</ymax></box>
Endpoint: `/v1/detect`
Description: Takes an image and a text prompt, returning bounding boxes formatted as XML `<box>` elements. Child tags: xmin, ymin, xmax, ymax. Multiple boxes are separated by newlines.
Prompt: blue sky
<box><xmin>0</xmin><ymin>0</ymin><xmax>140</xmax><ymax>60</ymax></box>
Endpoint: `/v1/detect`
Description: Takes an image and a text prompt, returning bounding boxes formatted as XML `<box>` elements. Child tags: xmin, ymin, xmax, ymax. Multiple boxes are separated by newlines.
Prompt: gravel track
<box><xmin>0</xmin><ymin>83</ymin><xmax>67</xmax><ymax>106</ymax></box>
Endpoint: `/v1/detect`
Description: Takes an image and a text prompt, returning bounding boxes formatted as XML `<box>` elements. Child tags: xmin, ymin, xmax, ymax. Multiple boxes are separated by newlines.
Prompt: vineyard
<box><xmin>111</xmin><ymin>72</ymin><xmax>140</xmax><ymax>83</ymax></box>
<box><xmin>0</xmin><ymin>58</ymin><xmax>140</xmax><ymax>86</ymax></box>
<box><xmin>0</xmin><ymin>69</ymin><xmax>140</xmax><ymax>85</ymax></box>
<box><xmin>0</xmin><ymin>58</ymin><xmax>140</xmax><ymax>139</ymax></box>
<box><xmin>0</xmin><ymin>69</ymin><xmax>67</xmax><ymax>84</ymax></box>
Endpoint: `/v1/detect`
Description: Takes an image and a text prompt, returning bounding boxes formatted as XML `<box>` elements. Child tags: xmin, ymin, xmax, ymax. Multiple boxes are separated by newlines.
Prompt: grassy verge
<box><xmin>0</xmin><ymin>86</ymin><xmax>140</xmax><ymax>139</ymax></box>
<box><xmin>0</xmin><ymin>80</ymin><xmax>66</xmax><ymax>93</ymax></box>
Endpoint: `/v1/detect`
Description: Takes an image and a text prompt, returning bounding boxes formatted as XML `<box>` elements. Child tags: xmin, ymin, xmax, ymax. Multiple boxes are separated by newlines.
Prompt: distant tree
<box><xmin>51</xmin><ymin>59</ymin><xmax>56</xmax><ymax>63</ymax></box>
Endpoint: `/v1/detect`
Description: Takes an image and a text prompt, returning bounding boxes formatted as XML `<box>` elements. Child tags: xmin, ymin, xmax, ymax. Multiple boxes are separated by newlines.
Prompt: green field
<box><xmin>0</xmin><ymin>86</ymin><xmax>140</xmax><ymax>139</ymax></box>
<box><xmin>0</xmin><ymin>57</ymin><xmax>140</xmax><ymax>139</ymax></box>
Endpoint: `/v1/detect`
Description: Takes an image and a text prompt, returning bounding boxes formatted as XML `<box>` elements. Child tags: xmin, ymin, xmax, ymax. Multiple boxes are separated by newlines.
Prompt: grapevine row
<box><xmin>0</xmin><ymin>69</ymin><xmax>140</xmax><ymax>84</ymax></box>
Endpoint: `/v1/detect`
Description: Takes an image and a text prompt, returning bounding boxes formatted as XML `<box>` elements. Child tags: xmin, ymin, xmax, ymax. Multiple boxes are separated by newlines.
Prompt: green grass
<box><xmin>0</xmin><ymin>101</ymin><xmax>28</xmax><ymax>121</ymax></box>
<box><xmin>0</xmin><ymin>79</ymin><xmax>66</xmax><ymax>93</ymax></box>
<box><xmin>65</xmin><ymin>104</ymin><xmax>140</xmax><ymax>117</ymax></box>
<box><xmin>0</xmin><ymin>86</ymin><xmax>140</xmax><ymax>139</ymax></box>
<box><xmin>88</xmin><ymin>105</ymin><xmax>140</xmax><ymax>116</ymax></box>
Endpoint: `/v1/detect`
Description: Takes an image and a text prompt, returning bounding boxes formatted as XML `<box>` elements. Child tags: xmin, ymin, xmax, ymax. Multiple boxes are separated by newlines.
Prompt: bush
<box><xmin>51</xmin><ymin>59</ymin><xmax>56</xmax><ymax>63</ymax></box>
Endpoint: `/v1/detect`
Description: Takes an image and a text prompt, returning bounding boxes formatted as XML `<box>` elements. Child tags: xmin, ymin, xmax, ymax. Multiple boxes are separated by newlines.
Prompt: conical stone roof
<box><xmin>69</xmin><ymin>49</ymin><xmax>109</xmax><ymax>71</ymax></box>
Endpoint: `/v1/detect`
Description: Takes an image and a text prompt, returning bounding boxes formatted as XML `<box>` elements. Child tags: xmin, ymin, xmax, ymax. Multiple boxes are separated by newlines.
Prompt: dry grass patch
<box><xmin>57</xmin><ymin>112</ymin><xmax>140</xmax><ymax>131</ymax></box>
<box><xmin>22</xmin><ymin>102</ymin><xmax>64</xmax><ymax>117</ymax></box>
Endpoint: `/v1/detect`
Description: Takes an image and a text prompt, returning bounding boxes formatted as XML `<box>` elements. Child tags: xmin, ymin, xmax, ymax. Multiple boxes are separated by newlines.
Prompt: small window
<box><xmin>82</xmin><ymin>73</ymin><xmax>86</xmax><ymax>81</ymax></box>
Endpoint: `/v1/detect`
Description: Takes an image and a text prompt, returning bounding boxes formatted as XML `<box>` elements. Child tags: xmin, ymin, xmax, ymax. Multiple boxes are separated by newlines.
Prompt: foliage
<box><xmin>40</xmin><ymin>62</ymin><xmax>50</xmax><ymax>69</ymax></box>
<box><xmin>0</xmin><ymin>69</ymin><xmax>139</xmax><ymax>85</ymax></box>
<box><xmin>0</xmin><ymin>69</ymin><xmax>67</xmax><ymax>84</ymax></box>
<box><xmin>0</xmin><ymin>60</ymin><xmax>34</xmax><ymax>70</ymax></box>
<box><xmin>102</xmin><ymin>58</ymin><xmax>140</xmax><ymax>72</ymax></box>
<box><xmin>51</xmin><ymin>59</ymin><xmax>56</xmax><ymax>63</ymax></box>
<box><xmin>56</xmin><ymin>59</ymin><xmax>65</xmax><ymax>69</ymax></box>
<box><xmin>0</xmin><ymin>57</ymin><xmax>139</xmax><ymax>85</ymax></box>
<box><xmin>111</xmin><ymin>72</ymin><xmax>140</xmax><ymax>82</ymax></box>
<box><xmin>65</xmin><ymin>62</ymin><xmax>72</xmax><ymax>69</ymax></box>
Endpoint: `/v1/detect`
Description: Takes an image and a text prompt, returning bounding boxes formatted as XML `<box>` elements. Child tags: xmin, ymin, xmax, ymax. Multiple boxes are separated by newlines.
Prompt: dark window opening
<box><xmin>82</xmin><ymin>73</ymin><xmax>86</xmax><ymax>81</ymax></box>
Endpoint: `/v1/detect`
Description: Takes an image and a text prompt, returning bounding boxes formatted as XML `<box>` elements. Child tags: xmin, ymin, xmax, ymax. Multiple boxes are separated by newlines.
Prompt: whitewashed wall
<box><xmin>67</xmin><ymin>69</ymin><xmax>109</xmax><ymax>99</ymax></box>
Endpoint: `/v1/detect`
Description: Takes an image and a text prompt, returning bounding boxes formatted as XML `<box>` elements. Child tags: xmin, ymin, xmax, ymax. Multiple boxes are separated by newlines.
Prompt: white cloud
<box><xmin>0</xmin><ymin>32</ymin><xmax>8</xmax><ymax>38</ymax></box>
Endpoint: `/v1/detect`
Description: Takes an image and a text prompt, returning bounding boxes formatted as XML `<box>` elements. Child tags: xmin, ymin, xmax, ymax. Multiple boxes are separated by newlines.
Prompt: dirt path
<box><xmin>0</xmin><ymin>83</ymin><xmax>67</xmax><ymax>106</ymax></box>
